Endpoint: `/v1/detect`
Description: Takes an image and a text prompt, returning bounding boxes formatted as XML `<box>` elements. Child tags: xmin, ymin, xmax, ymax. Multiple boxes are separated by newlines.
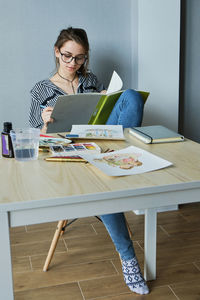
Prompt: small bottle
<box><xmin>1</xmin><ymin>122</ymin><xmax>14</xmax><ymax>158</ymax></box>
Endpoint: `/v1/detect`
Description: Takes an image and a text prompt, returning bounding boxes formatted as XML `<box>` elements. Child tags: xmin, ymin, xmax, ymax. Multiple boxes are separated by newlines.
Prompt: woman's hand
<box><xmin>41</xmin><ymin>106</ymin><xmax>54</xmax><ymax>133</ymax></box>
<box><xmin>100</xmin><ymin>90</ymin><xmax>107</xmax><ymax>94</ymax></box>
<box><xmin>41</xmin><ymin>107</ymin><xmax>54</xmax><ymax>125</ymax></box>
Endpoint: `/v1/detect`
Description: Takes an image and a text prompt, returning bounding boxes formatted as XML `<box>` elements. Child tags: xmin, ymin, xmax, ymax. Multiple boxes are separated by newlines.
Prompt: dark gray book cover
<box><xmin>129</xmin><ymin>125</ymin><xmax>184</xmax><ymax>143</ymax></box>
<box><xmin>47</xmin><ymin>94</ymin><xmax>101</xmax><ymax>133</ymax></box>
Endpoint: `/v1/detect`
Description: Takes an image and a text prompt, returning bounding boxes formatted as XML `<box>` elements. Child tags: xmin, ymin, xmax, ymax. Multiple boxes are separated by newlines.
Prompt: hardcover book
<box><xmin>129</xmin><ymin>125</ymin><xmax>184</xmax><ymax>144</ymax></box>
<box><xmin>88</xmin><ymin>90</ymin><xmax>149</xmax><ymax>125</ymax></box>
<box><xmin>46</xmin><ymin>71</ymin><xmax>149</xmax><ymax>133</ymax></box>
<box><xmin>47</xmin><ymin>71</ymin><xmax>123</xmax><ymax>133</ymax></box>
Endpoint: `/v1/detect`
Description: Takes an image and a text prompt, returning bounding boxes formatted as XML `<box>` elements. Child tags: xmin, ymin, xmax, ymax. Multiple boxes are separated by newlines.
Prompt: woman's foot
<box><xmin>122</xmin><ymin>256</ymin><xmax>149</xmax><ymax>295</ymax></box>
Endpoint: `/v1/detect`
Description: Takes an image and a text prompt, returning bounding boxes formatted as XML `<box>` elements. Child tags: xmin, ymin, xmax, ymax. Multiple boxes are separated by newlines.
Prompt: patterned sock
<box><xmin>122</xmin><ymin>256</ymin><xmax>149</xmax><ymax>295</ymax></box>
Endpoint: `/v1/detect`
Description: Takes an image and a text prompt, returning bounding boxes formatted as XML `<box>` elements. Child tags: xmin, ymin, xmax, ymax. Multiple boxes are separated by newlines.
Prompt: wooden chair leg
<box><xmin>43</xmin><ymin>220</ymin><xmax>66</xmax><ymax>272</ymax></box>
<box><xmin>60</xmin><ymin>220</ymin><xmax>68</xmax><ymax>237</ymax></box>
<box><xmin>43</xmin><ymin>217</ymin><xmax>133</xmax><ymax>272</ymax></box>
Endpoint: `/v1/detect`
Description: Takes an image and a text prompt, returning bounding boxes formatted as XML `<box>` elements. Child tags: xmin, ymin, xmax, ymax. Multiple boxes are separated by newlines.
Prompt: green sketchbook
<box><xmin>88</xmin><ymin>90</ymin><xmax>149</xmax><ymax>125</ymax></box>
<box><xmin>129</xmin><ymin>125</ymin><xmax>184</xmax><ymax>144</ymax></box>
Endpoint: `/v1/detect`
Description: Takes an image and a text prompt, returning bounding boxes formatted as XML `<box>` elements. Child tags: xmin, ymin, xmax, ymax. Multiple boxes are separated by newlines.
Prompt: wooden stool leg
<box><xmin>43</xmin><ymin>220</ymin><xmax>66</xmax><ymax>272</ymax></box>
<box><xmin>60</xmin><ymin>220</ymin><xmax>68</xmax><ymax>237</ymax></box>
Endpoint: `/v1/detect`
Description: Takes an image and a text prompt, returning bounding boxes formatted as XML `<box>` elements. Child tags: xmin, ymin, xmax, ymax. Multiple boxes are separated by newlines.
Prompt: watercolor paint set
<box><xmin>49</xmin><ymin>142</ymin><xmax>101</xmax><ymax>157</ymax></box>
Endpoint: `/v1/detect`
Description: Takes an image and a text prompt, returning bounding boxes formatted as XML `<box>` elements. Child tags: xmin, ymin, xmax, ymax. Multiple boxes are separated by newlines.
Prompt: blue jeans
<box><xmin>106</xmin><ymin>89</ymin><xmax>144</xmax><ymax>128</ymax></box>
<box><xmin>100</xmin><ymin>89</ymin><xmax>144</xmax><ymax>260</ymax></box>
<box><xmin>100</xmin><ymin>213</ymin><xmax>135</xmax><ymax>260</ymax></box>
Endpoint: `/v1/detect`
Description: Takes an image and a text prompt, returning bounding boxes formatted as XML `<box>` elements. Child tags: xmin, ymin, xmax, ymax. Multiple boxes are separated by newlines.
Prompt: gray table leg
<box><xmin>144</xmin><ymin>208</ymin><xmax>157</xmax><ymax>281</ymax></box>
<box><xmin>0</xmin><ymin>212</ymin><xmax>14</xmax><ymax>300</ymax></box>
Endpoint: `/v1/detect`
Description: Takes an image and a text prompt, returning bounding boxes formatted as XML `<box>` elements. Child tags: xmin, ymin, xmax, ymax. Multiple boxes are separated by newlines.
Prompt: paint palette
<box><xmin>50</xmin><ymin>142</ymin><xmax>101</xmax><ymax>157</ymax></box>
<box><xmin>39</xmin><ymin>136</ymin><xmax>71</xmax><ymax>148</ymax></box>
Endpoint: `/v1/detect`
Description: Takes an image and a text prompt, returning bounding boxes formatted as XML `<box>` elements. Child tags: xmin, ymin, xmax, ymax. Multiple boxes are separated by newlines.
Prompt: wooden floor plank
<box><xmin>12</xmin><ymin>203</ymin><xmax>200</xmax><ymax>299</ymax></box>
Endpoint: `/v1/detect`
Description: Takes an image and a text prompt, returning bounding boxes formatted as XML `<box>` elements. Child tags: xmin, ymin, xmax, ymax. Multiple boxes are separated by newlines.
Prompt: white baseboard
<box><xmin>133</xmin><ymin>205</ymin><xmax>179</xmax><ymax>215</ymax></box>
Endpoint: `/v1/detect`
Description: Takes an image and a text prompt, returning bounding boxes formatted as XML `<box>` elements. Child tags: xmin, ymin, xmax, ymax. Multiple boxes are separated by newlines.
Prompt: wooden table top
<box><xmin>1</xmin><ymin>129</ymin><xmax>200</xmax><ymax>206</ymax></box>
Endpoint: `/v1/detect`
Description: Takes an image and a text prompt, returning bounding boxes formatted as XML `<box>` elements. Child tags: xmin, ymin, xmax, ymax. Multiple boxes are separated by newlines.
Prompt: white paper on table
<box><xmin>80</xmin><ymin>146</ymin><xmax>173</xmax><ymax>176</ymax></box>
<box><xmin>106</xmin><ymin>71</ymin><xmax>123</xmax><ymax>94</ymax></box>
<box><xmin>70</xmin><ymin>125</ymin><xmax>125</xmax><ymax>140</ymax></box>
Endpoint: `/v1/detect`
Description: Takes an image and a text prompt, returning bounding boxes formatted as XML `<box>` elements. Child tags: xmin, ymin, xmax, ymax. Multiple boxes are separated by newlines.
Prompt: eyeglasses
<box><xmin>60</xmin><ymin>51</ymin><xmax>87</xmax><ymax>65</ymax></box>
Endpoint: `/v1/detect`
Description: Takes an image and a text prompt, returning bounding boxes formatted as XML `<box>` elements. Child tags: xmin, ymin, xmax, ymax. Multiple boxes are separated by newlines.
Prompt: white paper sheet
<box><xmin>106</xmin><ymin>71</ymin><xmax>123</xmax><ymax>94</ymax></box>
<box><xmin>80</xmin><ymin>146</ymin><xmax>172</xmax><ymax>176</ymax></box>
<box><xmin>69</xmin><ymin>125</ymin><xmax>125</xmax><ymax>140</ymax></box>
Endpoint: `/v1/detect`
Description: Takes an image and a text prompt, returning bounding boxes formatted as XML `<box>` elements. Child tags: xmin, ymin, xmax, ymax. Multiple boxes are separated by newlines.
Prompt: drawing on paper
<box><xmin>80</xmin><ymin>145</ymin><xmax>172</xmax><ymax>176</ymax></box>
<box><xmin>69</xmin><ymin>125</ymin><xmax>125</xmax><ymax>140</ymax></box>
<box><xmin>94</xmin><ymin>152</ymin><xmax>142</xmax><ymax>170</ymax></box>
<box><xmin>84</xmin><ymin>128</ymin><xmax>118</xmax><ymax>138</ymax></box>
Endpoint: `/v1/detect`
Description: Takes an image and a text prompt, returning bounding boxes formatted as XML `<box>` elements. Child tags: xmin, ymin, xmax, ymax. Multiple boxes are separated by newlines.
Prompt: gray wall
<box><xmin>0</xmin><ymin>0</ymin><xmax>136</xmax><ymax>128</ymax></box>
<box><xmin>138</xmin><ymin>0</ymin><xmax>181</xmax><ymax>131</ymax></box>
<box><xmin>179</xmin><ymin>0</ymin><xmax>200</xmax><ymax>143</ymax></box>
